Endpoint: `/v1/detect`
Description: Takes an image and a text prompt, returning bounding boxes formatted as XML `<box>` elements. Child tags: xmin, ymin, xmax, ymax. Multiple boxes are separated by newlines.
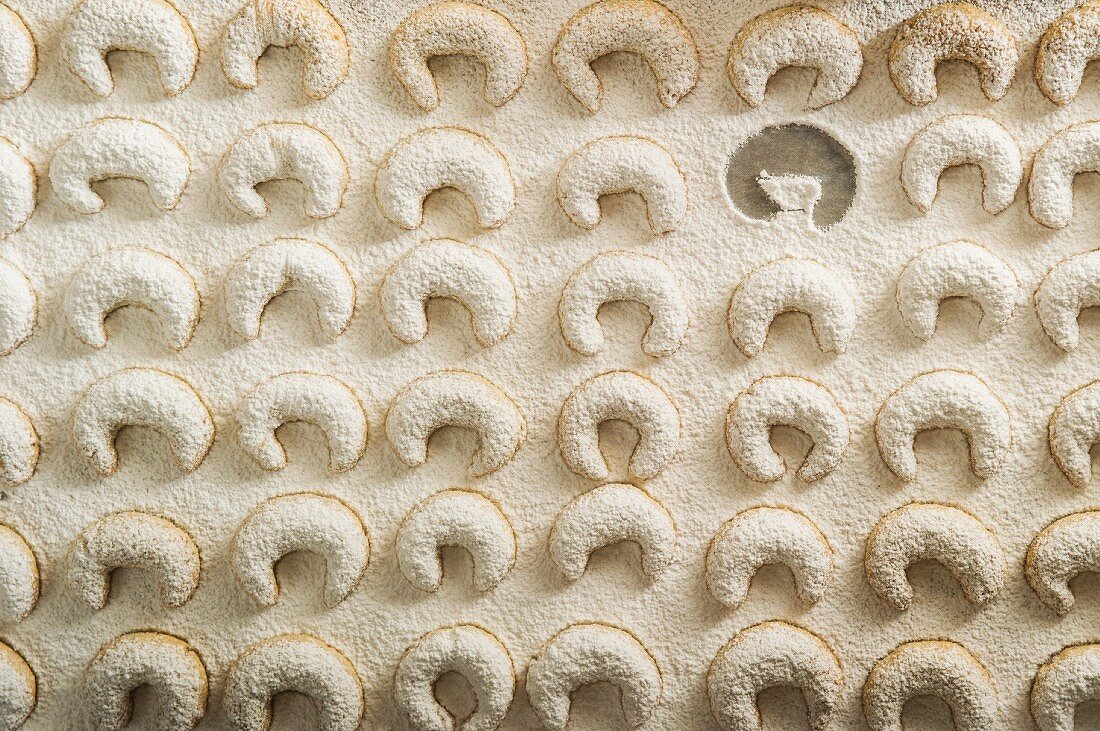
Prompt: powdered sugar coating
<box><xmin>896</xmin><ymin>240</ymin><xmax>1018</xmax><ymax>340</ymax></box>
<box><xmin>84</xmin><ymin>631</ymin><xmax>207</xmax><ymax>730</ymax></box>
<box><xmin>728</xmin><ymin>5</ymin><xmax>862</xmax><ymax>109</ymax></box>
<box><xmin>0</xmin><ymin>258</ymin><xmax>34</xmax><ymax>356</ymax></box>
<box><xmin>393</xmin><ymin>624</ymin><xmax>514</xmax><ymax>731</ymax></box>
<box><xmin>221</xmin><ymin>0</ymin><xmax>349</xmax><ymax>100</ymax></box>
<box><xmin>706</xmin><ymin>506</ymin><xmax>832</xmax><ymax>610</ymax></box>
<box><xmin>0</xmin><ymin>641</ymin><xmax>34</xmax><ymax>730</ymax></box>
<box><xmin>61</xmin><ymin>0</ymin><xmax>198</xmax><ymax>97</ymax></box>
<box><xmin>0</xmin><ymin>137</ymin><xmax>35</xmax><ymax>238</ymax></box>
<box><xmin>865</xmin><ymin>502</ymin><xmax>1005</xmax><ymax>611</ymax></box>
<box><xmin>728</xmin><ymin>257</ymin><xmax>855</xmax><ymax>357</ymax></box>
<box><xmin>225</xmin><ymin>238</ymin><xmax>355</xmax><ymax>342</ymax></box>
<box><xmin>223</xmin><ymin>634</ymin><xmax>362</xmax><ymax>731</ymax></box>
<box><xmin>0</xmin><ymin>525</ymin><xmax>36</xmax><ymax>623</ymax></box>
<box><xmin>527</xmin><ymin>623</ymin><xmax>660</xmax><ymax>730</ymax></box>
<box><xmin>381</xmin><ymin>239</ymin><xmax>516</xmax><ymax>347</ymax></box>
<box><xmin>0</xmin><ymin>5</ymin><xmax>34</xmax><ymax>99</ymax></box>
<box><xmin>558</xmin><ymin>370</ymin><xmax>679</xmax><ymax>482</ymax></box>
<box><xmin>67</xmin><ymin>510</ymin><xmax>200</xmax><ymax>610</ymax></box>
<box><xmin>875</xmin><ymin>369</ymin><xmax>1011</xmax><ymax>481</ymax></box>
<box><xmin>0</xmin><ymin>398</ymin><xmax>36</xmax><ymax>486</ymax></box>
<box><xmin>375</xmin><ymin>127</ymin><xmax>514</xmax><ymax>230</ymax></box>
<box><xmin>219</xmin><ymin>122</ymin><xmax>347</xmax><ymax>219</ymax></box>
<box><xmin>708</xmin><ymin>621</ymin><xmax>843</xmax><ymax>730</ymax></box>
<box><xmin>386</xmin><ymin>370</ymin><xmax>525</xmax><ymax>478</ymax></box>
<box><xmin>888</xmin><ymin>2</ymin><xmax>1018</xmax><ymax>105</ymax></box>
<box><xmin>1037</xmin><ymin>1</ymin><xmax>1100</xmax><ymax>106</ymax></box>
<box><xmin>63</xmin><ymin>247</ymin><xmax>199</xmax><ymax>351</ymax></box>
<box><xmin>1049</xmin><ymin>381</ymin><xmax>1100</xmax><ymax>489</ymax></box>
<box><xmin>549</xmin><ymin>483</ymin><xmax>675</xmax><ymax>582</ymax></box>
<box><xmin>1032</xmin><ymin>644</ymin><xmax>1100</xmax><ymax>731</ymax></box>
<box><xmin>1036</xmin><ymin>249</ymin><xmax>1100</xmax><ymax>351</ymax></box>
<box><xmin>50</xmin><ymin>117</ymin><xmax>189</xmax><ymax>215</ymax></box>
<box><xmin>1026</xmin><ymin>511</ymin><xmax>1100</xmax><ymax>615</ymax></box>
<box><xmin>390</xmin><ymin>2</ymin><xmax>527</xmax><ymax>111</ymax></box>
<box><xmin>552</xmin><ymin>0</ymin><xmax>698</xmax><ymax>113</ymax></box>
<box><xmin>559</xmin><ymin>250</ymin><xmax>687</xmax><ymax>357</ymax></box>
<box><xmin>863</xmin><ymin>640</ymin><xmax>995</xmax><ymax>731</ymax></box>
<box><xmin>556</xmin><ymin>136</ymin><xmax>686</xmax><ymax>234</ymax></box>
<box><xmin>396</xmin><ymin>489</ymin><xmax>515</xmax><ymax>593</ymax></box>
<box><xmin>236</xmin><ymin>372</ymin><xmax>367</xmax><ymax>473</ymax></box>
<box><xmin>726</xmin><ymin>375</ymin><xmax>848</xmax><ymax>483</ymax></box>
<box><xmin>901</xmin><ymin>115</ymin><xmax>1021</xmax><ymax>214</ymax></box>
<box><xmin>231</xmin><ymin>492</ymin><xmax>369</xmax><ymax>608</ymax></box>
<box><xmin>72</xmin><ymin>367</ymin><xmax>214</xmax><ymax>476</ymax></box>
<box><xmin>1029</xmin><ymin>121</ymin><xmax>1100</xmax><ymax>229</ymax></box>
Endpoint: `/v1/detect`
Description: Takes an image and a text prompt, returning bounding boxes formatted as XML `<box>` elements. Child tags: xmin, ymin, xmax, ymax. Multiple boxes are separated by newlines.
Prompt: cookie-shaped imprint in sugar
<box><xmin>1029</xmin><ymin>122</ymin><xmax>1100</xmax><ymax>229</ymax></box>
<box><xmin>0</xmin><ymin>259</ymin><xmax>34</xmax><ymax>356</ymax></box>
<box><xmin>237</xmin><ymin>373</ymin><xmax>367</xmax><ymax>473</ymax></box>
<box><xmin>706</xmin><ymin>506</ymin><xmax>832</xmax><ymax>610</ymax></box>
<box><xmin>559</xmin><ymin>251</ymin><xmax>687</xmax><ymax>358</ymax></box>
<box><xmin>390</xmin><ymin>2</ymin><xmax>527</xmax><ymax>111</ymax></box>
<box><xmin>0</xmin><ymin>138</ymin><xmax>36</xmax><ymax>238</ymax></box>
<box><xmin>396</xmin><ymin>489</ymin><xmax>515</xmax><ymax>593</ymax></box>
<box><xmin>558</xmin><ymin>370</ymin><xmax>679</xmax><ymax>482</ymax></box>
<box><xmin>394</xmin><ymin>624</ymin><xmax>514</xmax><ymax>731</ymax></box>
<box><xmin>0</xmin><ymin>525</ymin><xmax>36</xmax><ymax>622</ymax></box>
<box><xmin>231</xmin><ymin>493</ymin><xmax>368</xmax><ymax>608</ymax></box>
<box><xmin>863</xmin><ymin>640</ymin><xmax>995</xmax><ymax>731</ymax></box>
<box><xmin>63</xmin><ymin>248</ymin><xmax>198</xmax><ymax>351</ymax></box>
<box><xmin>901</xmin><ymin>115</ymin><xmax>1021</xmax><ymax>215</ymax></box>
<box><xmin>0</xmin><ymin>642</ymin><xmax>34</xmax><ymax>730</ymax></box>
<box><xmin>1032</xmin><ymin>644</ymin><xmax>1100</xmax><ymax>730</ymax></box>
<box><xmin>386</xmin><ymin>371</ymin><xmax>525</xmax><ymax>478</ymax></box>
<box><xmin>527</xmin><ymin>623</ymin><xmax>660</xmax><ymax>731</ymax></box>
<box><xmin>72</xmin><ymin>368</ymin><xmax>214</xmax><ymax>476</ymax></box>
<box><xmin>552</xmin><ymin>0</ymin><xmax>698</xmax><ymax>112</ymax></box>
<box><xmin>556</xmin><ymin>136</ymin><xmax>686</xmax><ymax>235</ymax></box>
<box><xmin>708</xmin><ymin>621</ymin><xmax>843</xmax><ymax>730</ymax></box>
<box><xmin>223</xmin><ymin>634</ymin><xmax>362</xmax><ymax>731</ymax></box>
<box><xmin>381</xmin><ymin>239</ymin><xmax>516</xmax><ymax>347</ymax></box>
<box><xmin>85</xmin><ymin>632</ymin><xmax>206</xmax><ymax>730</ymax></box>
<box><xmin>225</xmin><ymin>238</ymin><xmax>354</xmax><ymax>342</ymax></box>
<box><xmin>0</xmin><ymin>5</ymin><xmax>34</xmax><ymax>99</ymax></box>
<box><xmin>875</xmin><ymin>369</ymin><xmax>1011</xmax><ymax>481</ymax></box>
<box><xmin>896</xmin><ymin>241</ymin><xmax>1018</xmax><ymax>341</ymax></box>
<box><xmin>1050</xmin><ymin>382</ymin><xmax>1100</xmax><ymax>489</ymax></box>
<box><xmin>865</xmin><ymin>502</ymin><xmax>1005</xmax><ymax>611</ymax></box>
<box><xmin>0</xmin><ymin>398</ymin><xmax>36</xmax><ymax>486</ymax></box>
<box><xmin>1037</xmin><ymin>1</ymin><xmax>1100</xmax><ymax>106</ymax></box>
<box><xmin>375</xmin><ymin>127</ymin><xmax>514</xmax><ymax>230</ymax></box>
<box><xmin>728</xmin><ymin>257</ymin><xmax>855</xmax><ymax>357</ymax></box>
<box><xmin>888</xmin><ymin>2</ymin><xmax>1018</xmax><ymax>105</ymax></box>
<box><xmin>219</xmin><ymin>123</ymin><xmax>347</xmax><ymax>219</ymax></box>
<box><xmin>726</xmin><ymin>375</ymin><xmax>848</xmax><ymax>483</ymax></box>
<box><xmin>1037</xmin><ymin>250</ymin><xmax>1100</xmax><ymax>351</ymax></box>
<box><xmin>50</xmin><ymin>118</ymin><xmax>189</xmax><ymax>215</ymax></box>
<box><xmin>61</xmin><ymin>0</ymin><xmax>197</xmax><ymax>97</ymax></box>
<box><xmin>549</xmin><ymin>483</ymin><xmax>675</xmax><ymax>582</ymax></box>
<box><xmin>67</xmin><ymin>511</ymin><xmax>200</xmax><ymax>610</ymax></box>
<box><xmin>222</xmin><ymin>0</ymin><xmax>348</xmax><ymax>100</ymax></box>
<box><xmin>728</xmin><ymin>6</ymin><xmax>862</xmax><ymax>109</ymax></box>
<box><xmin>1026</xmin><ymin>511</ymin><xmax>1100</xmax><ymax>615</ymax></box>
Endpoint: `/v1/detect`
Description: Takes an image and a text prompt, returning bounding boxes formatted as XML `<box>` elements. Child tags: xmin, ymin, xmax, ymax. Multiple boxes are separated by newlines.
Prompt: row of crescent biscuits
<box><xmin>0</xmin><ymin>613</ymin><xmax>1096</xmax><ymax>728</ymax></box>
<box><xmin>10</xmin><ymin>1</ymin><xmax>1100</xmax><ymax>111</ymax></box>
<box><xmin>1</xmin><ymin>493</ymin><xmax>1097</xmax><ymax>617</ymax></box>
<box><xmin>0</xmin><ymin>121</ymin><xmax>687</xmax><ymax>237</ymax></box>
<box><xmin>14</xmin><ymin>109</ymin><xmax>1100</xmax><ymax>244</ymax></box>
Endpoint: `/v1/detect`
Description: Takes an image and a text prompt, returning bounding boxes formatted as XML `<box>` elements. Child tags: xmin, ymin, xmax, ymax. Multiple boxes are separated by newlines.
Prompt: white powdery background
<box><xmin>0</xmin><ymin>0</ymin><xmax>1097</xmax><ymax>728</ymax></box>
